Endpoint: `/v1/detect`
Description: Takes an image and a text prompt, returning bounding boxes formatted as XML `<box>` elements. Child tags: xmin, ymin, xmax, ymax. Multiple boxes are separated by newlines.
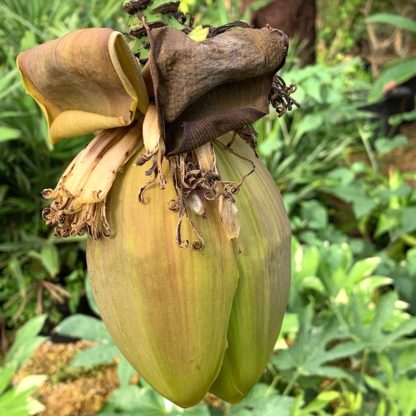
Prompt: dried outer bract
<box><xmin>130</xmin><ymin>21</ymin><xmax>166</xmax><ymax>38</ymax></box>
<box><xmin>87</xmin><ymin>135</ymin><xmax>291</xmax><ymax>407</ymax></box>
<box><xmin>150</xmin><ymin>26</ymin><xmax>287</xmax><ymax>123</ymax></box>
<box><xmin>123</xmin><ymin>0</ymin><xmax>153</xmax><ymax>15</ymax></box>
<box><xmin>146</xmin><ymin>26</ymin><xmax>288</xmax><ymax>154</ymax></box>
<box><xmin>165</xmin><ymin>74</ymin><xmax>271</xmax><ymax>155</ymax></box>
<box><xmin>152</xmin><ymin>1</ymin><xmax>180</xmax><ymax>14</ymax></box>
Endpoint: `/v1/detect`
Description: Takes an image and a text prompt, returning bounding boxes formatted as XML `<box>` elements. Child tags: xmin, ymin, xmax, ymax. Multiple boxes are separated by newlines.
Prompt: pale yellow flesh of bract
<box><xmin>87</xmin><ymin>136</ymin><xmax>291</xmax><ymax>407</ymax></box>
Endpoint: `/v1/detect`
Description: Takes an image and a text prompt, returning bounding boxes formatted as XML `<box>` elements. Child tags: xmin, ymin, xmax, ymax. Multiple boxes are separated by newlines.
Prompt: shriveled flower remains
<box><xmin>17</xmin><ymin>23</ymin><xmax>297</xmax><ymax>247</ymax></box>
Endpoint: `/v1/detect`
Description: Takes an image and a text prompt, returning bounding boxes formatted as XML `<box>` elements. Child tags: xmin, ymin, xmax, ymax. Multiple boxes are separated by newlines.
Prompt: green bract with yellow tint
<box><xmin>87</xmin><ymin>136</ymin><xmax>291</xmax><ymax>407</ymax></box>
<box><xmin>17</xmin><ymin>22</ymin><xmax>293</xmax><ymax>409</ymax></box>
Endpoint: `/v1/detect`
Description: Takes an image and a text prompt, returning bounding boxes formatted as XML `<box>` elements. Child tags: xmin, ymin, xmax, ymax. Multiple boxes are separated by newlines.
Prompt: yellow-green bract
<box><xmin>87</xmin><ymin>137</ymin><xmax>291</xmax><ymax>407</ymax></box>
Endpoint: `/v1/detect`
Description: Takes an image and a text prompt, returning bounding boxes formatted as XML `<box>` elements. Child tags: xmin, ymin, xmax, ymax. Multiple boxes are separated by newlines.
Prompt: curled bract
<box><xmin>17</xmin><ymin>28</ymin><xmax>149</xmax><ymax>143</ymax></box>
<box><xmin>146</xmin><ymin>26</ymin><xmax>288</xmax><ymax>154</ymax></box>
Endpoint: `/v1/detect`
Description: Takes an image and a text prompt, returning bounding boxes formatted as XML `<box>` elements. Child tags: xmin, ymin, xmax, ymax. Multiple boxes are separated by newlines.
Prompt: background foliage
<box><xmin>0</xmin><ymin>0</ymin><xmax>415</xmax><ymax>415</ymax></box>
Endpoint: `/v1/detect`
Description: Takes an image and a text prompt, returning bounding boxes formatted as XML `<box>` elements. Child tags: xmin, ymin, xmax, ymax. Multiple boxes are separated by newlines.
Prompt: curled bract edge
<box><xmin>17</xmin><ymin>28</ymin><xmax>149</xmax><ymax>143</ymax></box>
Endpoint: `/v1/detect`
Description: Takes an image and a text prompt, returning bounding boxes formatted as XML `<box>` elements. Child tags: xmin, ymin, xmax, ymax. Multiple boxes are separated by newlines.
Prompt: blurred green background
<box><xmin>0</xmin><ymin>0</ymin><xmax>416</xmax><ymax>415</ymax></box>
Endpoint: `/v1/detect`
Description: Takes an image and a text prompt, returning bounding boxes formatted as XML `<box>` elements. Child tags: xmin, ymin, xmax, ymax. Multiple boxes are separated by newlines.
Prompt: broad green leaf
<box><xmin>368</xmin><ymin>59</ymin><xmax>416</xmax><ymax>102</ymax></box>
<box><xmin>0</xmin><ymin>126</ymin><xmax>20</xmax><ymax>142</ymax></box>
<box><xmin>295</xmin><ymin>114</ymin><xmax>323</xmax><ymax>139</ymax></box>
<box><xmin>100</xmin><ymin>385</ymin><xmax>210</xmax><ymax>415</ymax></box>
<box><xmin>300</xmin><ymin>200</ymin><xmax>328</xmax><ymax>230</ymax></box>
<box><xmin>0</xmin><ymin>367</ymin><xmax>14</xmax><ymax>395</ymax></box>
<box><xmin>273</xmin><ymin>305</ymin><xmax>362</xmax><ymax>381</ymax></box>
<box><xmin>323</xmin><ymin>341</ymin><xmax>367</xmax><ymax>362</ymax></box>
<box><xmin>390</xmin><ymin>108</ymin><xmax>416</xmax><ymax>125</ymax></box>
<box><xmin>229</xmin><ymin>384</ymin><xmax>295</xmax><ymax>416</ymax></box>
<box><xmin>55</xmin><ymin>314</ymin><xmax>112</xmax><ymax>343</ymax></box>
<box><xmin>101</xmin><ymin>385</ymin><xmax>149</xmax><ymax>414</ymax></box>
<box><xmin>20</xmin><ymin>30</ymin><xmax>37</xmax><ymax>51</ymax></box>
<box><xmin>399</xmin><ymin>207</ymin><xmax>416</xmax><ymax>234</ymax></box>
<box><xmin>6</xmin><ymin>315</ymin><xmax>46</xmax><ymax>370</ymax></box>
<box><xmin>347</xmin><ymin>257</ymin><xmax>380</xmax><ymax>286</ymax></box>
<box><xmin>397</xmin><ymin>344</ymin><xmax>416</xmax><ymax>374</ymax></box>
<box><xmin>366</xmin><ymin>13</ymin><xmax>416</xmax><ymax>33</ymax></box>
<box><xmin>301</xmin><ymin>390</ymin><xmax>340</xmax><ymax>413</ymax></box>
<box><xmin>375</xmin><ymin>212</ymin><xmax>398</xmax><ymax>238</ymax></box>
<box><xmin>40</xmin><ymin>244</ymin><xmax>60</xmax><ymax>278</ymax></box>
<box><xmin>71</xmin><ymin>344</ymin><xmax>118</xmax><ymax>368</ymax></box>
<box><xmin>374</xmin><ymin>135</ymin><xmax>407</xmax><ymax>156</ymax></box>
<box><xmin>387</xmin><ymin>376</ymin><xmax>416</xmax><ymax>414</ymax></box>
<box><xmin>378</xmin><ymin>353</ymin><xmax>394</xmax><ymax>385</ymax></box>
<box><xmin>117</xmin><ymin>356</ymin><xmax>137</xmax><ymax>387</ymax></box>
<box><xmin>364</xmin><ymin>375</ymin><xmax>387</xmax><ymax>394</ymax></box>
<box><xmin>381</xmin><ymin>317</ymin><xmax>416</xmax><ymax>348</ymax></box>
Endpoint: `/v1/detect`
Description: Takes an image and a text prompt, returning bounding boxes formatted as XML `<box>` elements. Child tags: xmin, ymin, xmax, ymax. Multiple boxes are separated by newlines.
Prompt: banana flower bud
<box><xmin>17</xmin><ymin>24</ymin><xmax>292</xmax><ymax>409</ymax></box>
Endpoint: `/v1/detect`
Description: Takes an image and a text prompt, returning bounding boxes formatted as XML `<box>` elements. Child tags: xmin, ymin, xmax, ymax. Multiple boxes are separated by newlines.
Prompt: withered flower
<box><xmin>18</xmin><ymin>23</ymin><xmax>294</xmax><ymax>408</ymax></box>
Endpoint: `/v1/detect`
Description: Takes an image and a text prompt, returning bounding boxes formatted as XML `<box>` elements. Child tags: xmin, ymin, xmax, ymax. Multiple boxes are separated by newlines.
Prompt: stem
<box><xmin>282</xmin><ymin>370</ymin><xmax>300</xmax><ymax>396</ymax></box>
<box><xmin>358</xmin><ymin>348</ymin><xmax>369</xmax><ymax>392</ymax></box>
<box><xmin>358</xmin><ymin>125</ymin><xmax>379</xmax><ymax>172</ymax></box>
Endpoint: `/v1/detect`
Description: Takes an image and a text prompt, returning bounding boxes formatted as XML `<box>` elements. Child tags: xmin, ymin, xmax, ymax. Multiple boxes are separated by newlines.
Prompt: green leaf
<box><xmin>40</xmin><ymin>244</ymin><xmax>60</xmax><ymax>278</ymax></box>
<box><xmin>273</xmin><ymin>305</ymin><xmax>363</xmax><ymax>381</ymax></box>
<box><xmin>6</xmin><ymin>315</ymin><xmax>46</xmax><ymax>370</ymax></box>
<box><xmin>368</xmin><ymin>59</ymin><xmax>416</xmax><ymax>102</ymax></box>
<box><xmin>397</xmin><ymin>344</ymin><xmax>416</xmax><ymax>374</ymax></box>
<box><xmin>0</xmin><ymin>388</ymin><xmax>31</xmax><ymax>416</ymax></box>
<box><xmin>71</xmin><ymin>344</ymin><xmax>119</xmax><ymax>368</ymax></box>
<box><xmin>295</xmin><ymin>245</ymin><xmax>320</xmax><ymax>279</ymax></box>
<box><xmin>295</xmin><ymin>114</ymin><xmax>323</xmax><ymax>139</ymax></box>
<box><xmin>100</xmin><ymin>385</ymin><xmax>211</xmax><ymax>416</ymax></box>
<box><xmin>364</xmin><ymin>375</ymin><xmax>387</xmax><ymax>394</ymax></box>
<box><xmin>301</xmin><ymin>390</ymin><xmax>340</xmax><ymax>412</ymax></box>
<box><xmin>0</xmin><ymin>367</ymin><xmax>14</xmax><ymax>395</ymax></box>
<box><xmin>55</xmin><ymin>314</ymin><xmax>112</xmax><ymax>343</ymax></box>
<box><xmin>347</xmin><ymin>257</ymin><xmax>381</xmax><ymax>286</ymax></box>
<box><xmin>300</xmin><ymin>200</ymin><xmax>328</xmax><ymax>230</ymax></box>
<box><xmin>374</xmin><ymin>135</ymin><xmax>408</xmax><ymax>156</ymax></box>
<box><xmin>229</xmin><ymin>384</ymin><xmax>295</xmax><ymax>416</ymax></box>
<box><xmin>85</xmin><ymin>274</ymin><xmax>100</xmax><ymax>316</ymax></box>
<box><xmin>101</xmin><ymin>385</ymin><xmax>150</xmax><ymax>414</ymax></box>
<box><xmin>117</xmin><ymin>356</ymin><xmax>137</xmax><ymax>387</ymax></box>
<box><xmin>382</xmin><ymin>318</ymin><xmax>416</xmax><ymax>347</ymax></box>
<box><xmin>399</xmin><ymin>207</ymin><xmax>416</xmax><ymax>234</ymax></box>
<box><xmin>0</xmin><ymin>126</ymin><xmax>20</xmax><ymax>142</ymax></box>
<box><xmin>366</xmin><ymin>13</ymin><xmax>416</xmax><ymax>33</ymax></box>
<box><xmin>375</xmin><ymin>212</ymin><xmax>398</xmax><ymax>238</ymax></box>
<box><xmin>323</xmin><ymin>341</ymin><xmax>367</xmax><ymax>362</ymax></box>
<box><xmin>20</xmin><ymin>30</ymin><xmax>37</xmax><ymax>51</ymax></box>
<box><xmin>390</xmin><ymin>108</ymin><xmax>416</xmax><ymax>125</ymax></box>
